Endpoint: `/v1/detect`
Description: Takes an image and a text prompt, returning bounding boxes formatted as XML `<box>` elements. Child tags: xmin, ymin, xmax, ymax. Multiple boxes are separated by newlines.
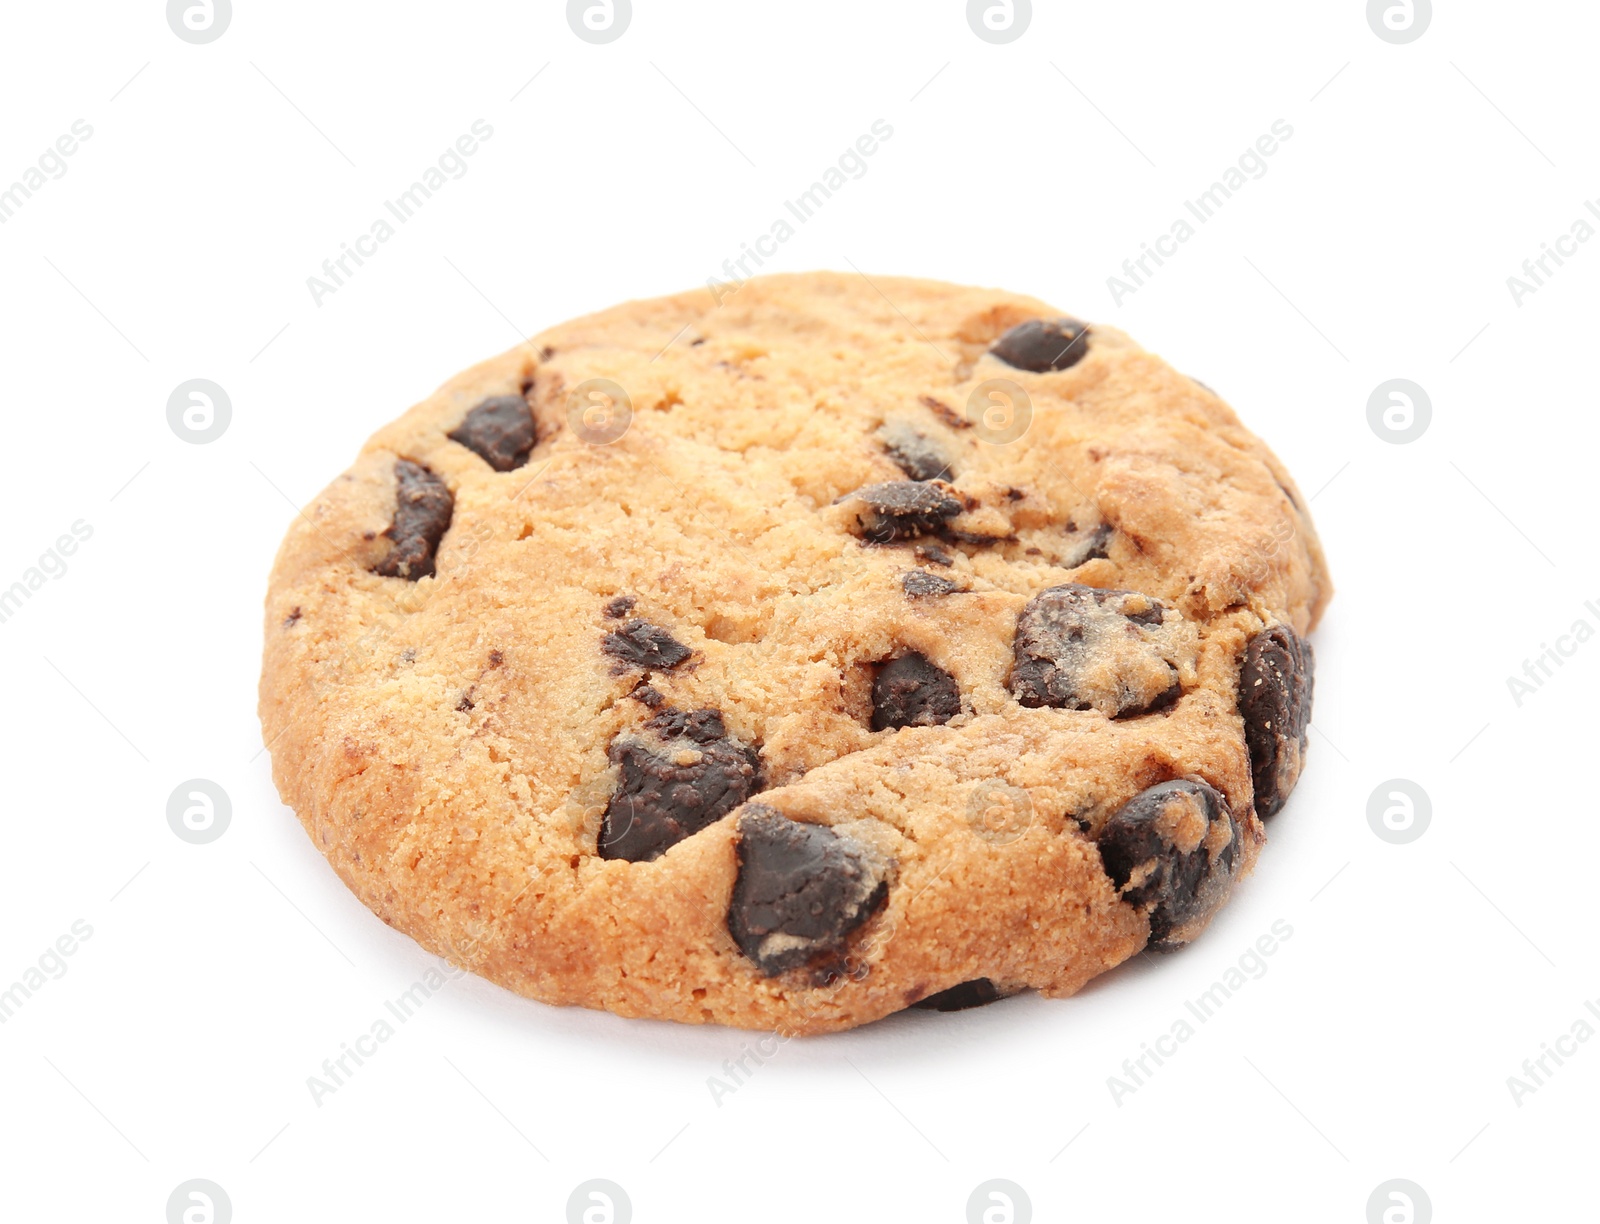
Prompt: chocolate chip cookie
<box><xmin>259</xmin><ymin>273</ymin><xmax>1331</xmax><ymax>1033</ymax></box>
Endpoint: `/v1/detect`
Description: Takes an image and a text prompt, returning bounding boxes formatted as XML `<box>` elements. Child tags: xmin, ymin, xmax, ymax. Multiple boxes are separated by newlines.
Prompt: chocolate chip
<box><xmin>915</xmin><ymin>544</ymin><xmax>954</xmax><ymax>567</ymax></box>
<box><xmin>487</xmin><ymin>649</ymin><xmax>504</xmax><ymax>667</ymax></box>
<box><xmin>991</xmin><ymin>318</ymin><xmax>1091</xmax><ymax>372</ymax></box>
<box><xmin>918</xmin><ymin>394</ymin><xmax>970</xmax><ymax>430</ymax></box>
<box><xmin>841</xmin><ymin>481</ymin><xmax>963</xmax><ymax>543</ymax></box>
<box><xmin>1009</xmin><ymin>584</ymin><xmax>1185</xmax><ymax>718</ymax></box>
<box><xmin>599</xmin><ymin>710</ymin><xmax>762</xmax><ymax>862</ymax></box>
<box><xmin>901</xmin><ymin>570</ymin><xmax>960</xmax><ymax>599</ymax></box>
<box><xmin>1239</xmin><ymin>625</ymin><xmax>1314</xmax><ymax>817</ymax></box>
<box><xmin>1097</xmin><ymin>779</ymin><xmax>1240</xmax><ymax>949</ymax></box>
<box><xmin>372</xmin><ymin>460</ymin><xmax>453</xmax><ymax>581</ymax></box>
<box><xmin>455</xmin><ymin>692</ymin><xmax>475</xmax><ymax>712</ymax></box>
<box><xmin>647</xmin><ymin>707</ymin><xmax>727</xmax><ymax>743</ymax></box>
<box><xmin>948</xmin><ymin>526</ymin><xmax>1012</xmax><ymax>546</ymax></box>
<box><xmin>603</xmin><ymin>594</ymin><xmax>636</xmax><ymax>620</ymax></box>
<box><xmin>602</xmin><ymin>619</ymin><xmax>691</xmax><ymax>670</ymax></box>
<box><xmin>448</xmin><ymin>395</ymin><xmax>537</xmax><ymax>471</ymax></box>
<box><xmin>632</xmin><ymin>683</ymin><xmax>664</xmax><ymax>708</ymax></box>
<box><xmin>912</xmin><ymin>978</ymin><xmax>1002</xmax><ymax>1011</ymax></box>
<box><xmin>878</xmin><ymin>421</ymin><xmax>953</xmax><ymax>482</ymax></box>
<box><xmin>872</xmin><ymin>652</ymin><xmax>961</xmax><ymax>731</ymax></box>
<box><xmin>1061</xmin><ymin>522</ymin><xmax>1113</xmax><ymax>568</ymax></box>
<box><xmin>727</xmin><ymin>807</ymin><xmax>888</xmax><ymax>976</ymax></box>
<box><xmin>283</xmin><ymin>607</ymin><xmax>302</xmax><ymax>628</ymax></box>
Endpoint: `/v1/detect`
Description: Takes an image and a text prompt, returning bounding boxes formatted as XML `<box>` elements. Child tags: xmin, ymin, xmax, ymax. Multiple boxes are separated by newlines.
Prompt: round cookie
<box><xmin>258</xmin><ymin>272</ymin><xmax>1331</xmax><ymax>1034</ymax></box>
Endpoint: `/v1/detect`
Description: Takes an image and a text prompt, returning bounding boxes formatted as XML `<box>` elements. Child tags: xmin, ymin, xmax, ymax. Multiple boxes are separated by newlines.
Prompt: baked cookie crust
<box><xmin>259</xmin><ymin>273</ymin><xmax>1331</xmax><ymax>1034</ymax></box>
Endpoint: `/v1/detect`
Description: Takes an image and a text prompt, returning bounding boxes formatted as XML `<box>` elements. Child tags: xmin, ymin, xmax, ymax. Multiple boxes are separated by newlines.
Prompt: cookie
<box><xmin>259</xmin><ymin>272</ymin><xmax>1331</xmax><ymax>1034</ymax></box>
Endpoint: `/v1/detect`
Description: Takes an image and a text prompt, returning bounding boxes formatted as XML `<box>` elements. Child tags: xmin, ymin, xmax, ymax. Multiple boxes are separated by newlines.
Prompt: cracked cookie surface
<box><xmin>259</xmin><ymin>272</ymin><xmax>1331</xmax><ymax>1034</ymax></box>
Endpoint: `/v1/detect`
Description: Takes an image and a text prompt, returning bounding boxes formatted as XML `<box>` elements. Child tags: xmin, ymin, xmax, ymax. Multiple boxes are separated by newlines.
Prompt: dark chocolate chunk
<box><xmin>647</xmin><ymin>707</ymin><xmax>727</xmax><ymax>743</ymax></box>
<box><xmin>948</xmin><ymin>526</ymin><xmax>1012</xmax><ymax>546</ymax></box>
<box><xmin>1061</xmin><ymin>522</ymin><xmax>1113</xmax><ymax>568</ymax></box>
<box><xmin>1009</xmin><ymin>584</ymin><xmax>1184</xmax><ymax>718</ymax></box>
<box><xmin>727</xmin><ymin>807</ymin><xmax>888</xmax><ymax>976</ymax></box>
<box><xmin>1097</xmin><ymin>779</ymin><xmax>1240</xmax><ymax>949</ymax></box>
<box><xmin>878</xmin><ymin>421</ymin><xmax>953</xmax><ymax>482</ymax></box>
<box><xmin>918</xmin><ymin>394</ymin><xmax>970</xmax><ymax>429</ymax></box>
<box><xmin>901</xmin><ymin>570</ymin><xmax>960</xmax><ymax>599</ymax></box>
<box><xmin>842</xmin><ymin>481</ymin><xmax>963</xmax><ymax>543</ymax></box>
<box><xmin>447</xmin><ymin>395</ymin><xmax>537</xmax><ymax>471</ymax></box>
<box><xmin>373</xmin><ymin>460</ymin><xmax>453</xmax><ymax>581</ymax></box>
<box><xmin>913</xmin><ymin>978</ymin><xmax>1002</xmax><ymax>1011</ymax></box>
<box><xmin>991</xmin><ymin>318</ymin><xmax>1091</xmax><ymax>372</ymax></box>
<box><xmin>603</xmin><ymin>594</ymin><xmax>636</xmax><ymax>620</ymax></box>
<box><xmin>1238</xmin><ymin>625</ymin><xmax>1314</xmax><ymax>817</ymax></box>
<box><xmin>632</xmin><ymin>683</ymin><xmax>664</xmax><ymax>708</ymax></box>
<box><xmin>915</xmin><ymin>544</ymin><xmax>954</xmax><ymax>567</ymax></box>
<box><xmin>599</xmin><ymin>710</ymin><xmax>762</xmax><ymax>862</ymax></box>
<box><xmin>601</xmin><ymin>619</ymin><xmax>691</xmax><ymax>670</ymax></box>
<box><xmin>871</xmin><ymin>652</ymin><xmax>961</xmax><ymax>731</ymax></box>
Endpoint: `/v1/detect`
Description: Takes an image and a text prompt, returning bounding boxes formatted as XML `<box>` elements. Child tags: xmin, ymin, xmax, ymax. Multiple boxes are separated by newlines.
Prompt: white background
<box><xmin>1</xmin><ymin>2</ymin><xmax>1595</xmax><ymax>1221</ymax></box>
